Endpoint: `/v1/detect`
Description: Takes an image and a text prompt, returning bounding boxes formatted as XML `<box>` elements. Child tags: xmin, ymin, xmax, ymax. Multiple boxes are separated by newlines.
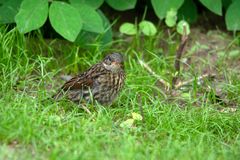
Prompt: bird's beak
<box><xmin>112</xmin><ymin>61</ymin><xmax>122</xmax><ymax>67</ymax></box>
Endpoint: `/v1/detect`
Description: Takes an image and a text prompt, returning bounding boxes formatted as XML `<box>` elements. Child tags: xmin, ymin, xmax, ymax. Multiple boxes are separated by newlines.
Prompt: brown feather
<box><xmin>62</xmin><ymin>77</ymin><xmax>93</xmax><ymax>90</ymax></box>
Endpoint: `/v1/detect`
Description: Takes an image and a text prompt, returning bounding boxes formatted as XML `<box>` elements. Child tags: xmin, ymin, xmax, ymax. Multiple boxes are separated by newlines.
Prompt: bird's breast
<box><xmin>92</xmin><ymin>71</ymin><xmax>125</xmax><ymax>105</ymax></box>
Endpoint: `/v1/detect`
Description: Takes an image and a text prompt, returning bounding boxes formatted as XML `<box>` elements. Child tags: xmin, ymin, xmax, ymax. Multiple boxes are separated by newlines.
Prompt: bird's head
<box><xmin>102</xmin><ymin>53</ymin><xmax>124</xmax><ymax>73</ymax></box>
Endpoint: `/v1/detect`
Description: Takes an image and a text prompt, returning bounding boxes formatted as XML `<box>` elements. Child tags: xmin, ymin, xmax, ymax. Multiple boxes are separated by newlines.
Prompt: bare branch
<box><xmin>175</xmin><ymin>73</ymin><xmax>216</xmax><ymax>89</ymax></box>
<box><xmin>139</xmin><ymin>59</ymin><xmax>170</xmax><ymax>90</ymax></box>
<box><xmin>81</xmin><ymin>104</ymin><xmax>92</xmax><ymax>115</ymax></box>
<box><xmin>172</xmin><ymin>26</ymin><xmax>189</xmax><ymax>88</ymax></box>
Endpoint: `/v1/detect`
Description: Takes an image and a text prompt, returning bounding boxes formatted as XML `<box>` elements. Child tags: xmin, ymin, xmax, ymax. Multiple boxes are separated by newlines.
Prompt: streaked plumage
<box><xmin>53</xmin><ymin>53</ymin><xmax>125</xmax><ymax>105</ymax></box>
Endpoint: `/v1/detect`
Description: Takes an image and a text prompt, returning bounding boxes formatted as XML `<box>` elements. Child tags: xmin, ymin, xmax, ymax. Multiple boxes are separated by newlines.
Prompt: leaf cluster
<box><xmin>0</xmin><ymin>0</ymin><xmax>239</xmax><ymax>45</ymax></box>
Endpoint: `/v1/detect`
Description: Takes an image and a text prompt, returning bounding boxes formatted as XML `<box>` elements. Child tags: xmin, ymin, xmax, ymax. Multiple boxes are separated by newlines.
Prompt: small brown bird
<box><xmin>53</xmin><ymin>53</ymin><xmax>125</xmax><ymax>105</ymax></box>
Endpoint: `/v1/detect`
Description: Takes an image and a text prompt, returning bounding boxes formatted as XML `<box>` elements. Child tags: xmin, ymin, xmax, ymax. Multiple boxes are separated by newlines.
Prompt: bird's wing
<box><xmin>61</xmin><ymin>75</ymin><xmax>93</xmax><ymax>91</ymax></box>
<box><xmin>53</xmin><ymin>64</ymin><xmax>106</xmax><ymax>100</ymax></box>
<box><xmin>62</xmin><ymin>63</ymin><xmax>106</xmax><ymax>90</ymax></box>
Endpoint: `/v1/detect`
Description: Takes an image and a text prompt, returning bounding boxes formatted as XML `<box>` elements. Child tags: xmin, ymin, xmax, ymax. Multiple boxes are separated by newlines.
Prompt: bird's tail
<box><xmin>52</xmin><ymin>90</ymin><xmax>64</xmax><ymax>100</ymax></box>
<box><xmin>40</xmin><ymin>90</ymin><xmax>64</xmax><ymax>105</ymax></box>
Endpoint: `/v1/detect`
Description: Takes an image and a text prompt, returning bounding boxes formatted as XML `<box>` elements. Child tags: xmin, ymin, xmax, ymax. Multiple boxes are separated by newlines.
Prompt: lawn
<box><xmin>0</xmin><ymin>26</ymin><xmax>240</xmax><ymax>160</ymax></box>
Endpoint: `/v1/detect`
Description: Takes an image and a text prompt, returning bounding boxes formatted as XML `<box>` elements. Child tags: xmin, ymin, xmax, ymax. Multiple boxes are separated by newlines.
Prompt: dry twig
<box><xmin>175</xmin><ymin>73</ymin><xmax>216</xmax><ymax>89</ymax></box>
<box><xmin>172</xmin><ymin>26</ymin><xmax>189</xmax><ymax>88</ymax></box>
<box><xmin>139</xmin><ymin>59</ymin><xmax>171</xmax><ymax>90</ymax></box>
<box><xmin>81</xmin><ymin>104</ymin><xmax>92</xmax><ymax>115</ymax></box>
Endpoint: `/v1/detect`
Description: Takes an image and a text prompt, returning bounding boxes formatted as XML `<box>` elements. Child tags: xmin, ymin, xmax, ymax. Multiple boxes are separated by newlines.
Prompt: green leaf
<box><xmin>119</xmin><ymin>22</ymin><xmax>137</xmax><ymax>35</ymax></box>
<box><xmin>15</xmin><ymin>0</ymin><xmax>48</xmax><ymax>33</ymax></box>
<box><xmin>49</xmin><ymin>115</ymin><xmax>61</xmax><ymax>123</ymax></box>
<box><xmin>222</xmin><ymin>0</ymin><xmax>232</xmax><ymax>10</ymax></box>
<box><xmin>225</xmin><ymin>0</ymin><xmax>240</xmax><ymax>31</ymax></box>
<box><xmin>177</xmin><ymin>20</ymin><xmax>190</xmax><ymax>35</ymax></box>
<box><xmin>71</xmin><ymin>3</ymin><xmax>104</xmax><ymax>33</ymax></box>
<box><xmin>178</xmin><ymin>0</ymin><xmax>198</xmax><ymax>23</ymax></box>
<box><xmin>228</xmin><ymin>50</ymin><xmax>240</xmax><ymax>58</ymax></box>
<box><xmin>69</xmin><ymin>0</ymin><xmax>103</xmax><ymax>9</ymax></box>
<box><xmin>217</xmin><ymin>51</ymin><xmax>226</xmax><ymax>57</ymax></box>
<box><xmin>0</xmin><ymin>0</ymin><xmax>22</xmax><ymax>24</ymax></box>
<box><xmin>49</xmin><ymin>2</ymin><xmax>82</xmax><ymax>42</ymax></box>
<box><xmin>151</xmin><ymin>0</ymin><xmax>184</xmax><ymax>19</ymax></box>
<box><xmin>139</xmin><ymin>20</ymin><xmax>157</xmax><ymax>36</ymax></box>
<box><xmin>165</xmin><ymin>8</ymin><xmax>177</xmax><ymax>27</ymax></box>
<box><xmin>98</xmin><ymin>10</ymin><xmax>113</xmax><ymax>46</ymax></box>
<box><xmin>105</xmin><ymin>0</ymin><xmax>137</xmax><ymax>11</ymax></box>
<box><xmin>74</xmin><ymin>10</ymin><xmax>112</xmax><ymax>48</ymax></box>
<box><xmin>181</xmin><ymin>92</ymin><xmax>191</xmax><ymax>100</ymax></box>
<box><xmin>199</xmin><ymin>0</ymin><xmax>222</xmax><ymax>16</ymax></box>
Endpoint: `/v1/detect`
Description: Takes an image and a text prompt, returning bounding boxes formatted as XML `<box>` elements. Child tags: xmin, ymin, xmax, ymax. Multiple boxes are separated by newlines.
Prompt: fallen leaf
<box><xmin>120</xmin><ymin>118</ymin><xmax>134</xmax><ymax>128</ymax></box>
<box><xmin>219</xmin><ymin>108</ymin><xmax>237</xmax><ymax>113</ymax></box>
<box><xmin>132</xmin><ymin>112</ymin><xmax>143</xmax><ymax>121</ymax></box>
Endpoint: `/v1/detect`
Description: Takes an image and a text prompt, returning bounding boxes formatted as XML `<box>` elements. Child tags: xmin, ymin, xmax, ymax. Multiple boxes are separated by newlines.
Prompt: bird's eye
<box><xmin>105</xmin><ymin>57</ymin><xmax>111</xmax><ymax>65</ymax></box>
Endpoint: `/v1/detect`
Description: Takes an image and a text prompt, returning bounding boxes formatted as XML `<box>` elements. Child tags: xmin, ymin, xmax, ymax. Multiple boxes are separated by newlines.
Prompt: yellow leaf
<box><xmin>120</xmin><ymin>119</ymin><xmax>134</xmax><ymax>128</ymax></box>
<box><xmin>131</xmin><ymin>112</ymin><xmax>143</xmax><ymax>121</ymax></box>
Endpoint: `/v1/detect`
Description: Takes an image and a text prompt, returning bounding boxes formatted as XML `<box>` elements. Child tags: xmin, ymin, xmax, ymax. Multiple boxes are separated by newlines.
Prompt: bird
<box><xmin>53</xmin><ymin>53</ymin><xmax>125</xmax><ymax>105</ymax></box>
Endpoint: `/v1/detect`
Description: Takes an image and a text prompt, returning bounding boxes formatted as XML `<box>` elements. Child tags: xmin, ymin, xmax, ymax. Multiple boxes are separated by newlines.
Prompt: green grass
<box><xmin>0</xmin><ymin>26</ymin><xmax>240</xmax><ymax>160</ymax></box>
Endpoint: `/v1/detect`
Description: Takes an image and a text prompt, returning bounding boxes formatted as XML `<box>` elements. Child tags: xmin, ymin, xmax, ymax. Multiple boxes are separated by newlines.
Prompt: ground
<box><xmin>0</xmin><ymin>25</ymin><xmax>240</xmax><ymax>160</ymax></box>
